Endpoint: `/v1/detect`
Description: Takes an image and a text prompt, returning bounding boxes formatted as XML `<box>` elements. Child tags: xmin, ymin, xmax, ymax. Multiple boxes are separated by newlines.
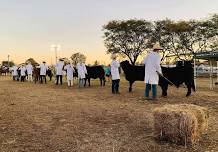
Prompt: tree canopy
<box><xmin>103</xmin><ymin>19</ymin><xmax>153</xmax><ymax>65</ymax></box>
<box><xmin>70</xmin><ymin>52</ymin><xmax>86</xmax><ymax>66</ymax></box>
<box><xmin>1</xmin><ymin>61</ymin><xmax>15</xmax><ymax>67</ymax></box>
<box><xmin>25</xmin><ymin>58</ymin><xmax>39</xmax><ymax>66</ymax></box>
<box><xmin>103</xmin><ymin>14</ymin><xmax>218</xmax><ymax>64</ymax></box>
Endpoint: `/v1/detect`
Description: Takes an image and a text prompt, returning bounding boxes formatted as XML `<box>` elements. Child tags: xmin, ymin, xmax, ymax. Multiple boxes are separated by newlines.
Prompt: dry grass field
<box><xmin>0</xmin><ymin>76</ymin><xmax>217</xmax><ymax>152</ymax></box>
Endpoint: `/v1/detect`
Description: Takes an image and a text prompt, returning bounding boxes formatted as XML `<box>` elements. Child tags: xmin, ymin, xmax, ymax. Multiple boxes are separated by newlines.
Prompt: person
<box><xmin>20</xmin><ymin>64</ymin><xmax>26</xmax><ymax>82</ymax></box>
<box><xmin>39</xmin><ymin>61</ymin><xmax>48</xmax><ymax>84</ymax></box>
<box><xmin>142</xmin><ymin>43</ymin><xmax>163</xmax><ymax>100</ymax></box>
<box><xmin>110</xmin><ymin>54</ymin><xmax>120</xmax><ymax>94</ymax></box>
<box><xmin>11</xmin><ymin>65</ymin><xmax>18</xmax><ymax>81</ymax></box>
<box><xmin>26</xmin><ymin>62</ymin><xmax>33</xmax><ymax>82</ymax></box>
<box><xmin>64</xmin><ymin>61</ymin><xmax>74</xmax><ymax>87</ymax></box>
<box><xmin>55</xmin><ymin>59</ymin><xmax>64</xmax><ymax>85</ymax></box>
<box><xmin>76</xmin><ymin>59</ymin><xmax>87</xmax><ymax>88</ymax></box>
<box><xmin>104</xmin><ymin>65</ymin><xmax>111</xmax><ymax>82</ymax></box>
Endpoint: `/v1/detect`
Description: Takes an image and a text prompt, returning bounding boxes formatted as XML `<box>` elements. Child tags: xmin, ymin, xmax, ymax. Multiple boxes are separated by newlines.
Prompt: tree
<box><xmin>103</xmin><ymin>19</ymin><xmax>153</xmax><ymax>65</ymax></box>
<box><xmin>1</xmin><ymin>61</ymin><xmax>15</xmax><ymax>67</ymax></box>
<box><xmin>151</xmin><ymin>17</ymin><xmax>218</xmax><ymax>61</ymax></box>
<box><xmin>59</xmin><ymin>57</ymin><xmax>70</xmax><ymax>64</ymax></box>
<box><xmin>25</xmin><ymin>58</ymin><xmax>39</xmax><ymax>66</ymax></box>
<box><xmin>149</xmin><ymin>19</ymin><xmax>174</xmax><ymax>61</ymax></box>
<box><xmin>70</xmin><ymin>52</ymin><xmax>86</xmax><ymax>66</ymax></box>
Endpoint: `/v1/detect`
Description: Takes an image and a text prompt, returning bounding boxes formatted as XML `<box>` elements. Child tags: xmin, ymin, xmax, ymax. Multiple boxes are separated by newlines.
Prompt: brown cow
<box><xmin>33</xmin><ymin>67</ymin><xmax>40</xmax><ymax>83</ymax></box>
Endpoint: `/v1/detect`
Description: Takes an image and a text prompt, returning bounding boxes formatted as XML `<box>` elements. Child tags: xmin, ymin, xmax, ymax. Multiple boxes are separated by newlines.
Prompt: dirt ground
<box><xmin>0</xmin><ymin>76</ymin><xmax>217</xmax><ymax>152</ymax></box>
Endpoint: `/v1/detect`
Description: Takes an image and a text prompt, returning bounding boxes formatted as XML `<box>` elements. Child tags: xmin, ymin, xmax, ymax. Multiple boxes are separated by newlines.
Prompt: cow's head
<box><xmin>120</xmin><ymin>60</ymin><xmax>130</xmax><ymax>67</ymax></box>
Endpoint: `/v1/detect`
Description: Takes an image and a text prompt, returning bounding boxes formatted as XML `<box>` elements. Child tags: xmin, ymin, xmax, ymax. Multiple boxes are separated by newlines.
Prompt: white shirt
<box><xmin>20</xmin><ymin>66</ymin><xmax>26</xmax><ymax>76</ymax></box>
<box><xmin>11</xmin><ymin>66</ymin><xmax>18</xmax><ymax>76</ymax></box>
<box><xmin>56</xmin><ymin>61</ymin><xmax>64</xmax><ymax>75</ymax></box>
<box><xmin>64</xmin><ymin>64</ymin><xmax>74</xmax><ymax>80</ymax></box>
<box><xmin>76</xmin><ymin>63</ymin><xmax>87</xmax><ymax>79</ymax></box>
<box><xmin>40</xmin><ymin>64</ymin><xmax>48</xmax><ymax>76</ymax></box>
<box><xmin>142</xmin><ymin>51</ymin><xmax>162</xmax><ymax>84</ymax></box>
<box><xmin>26</xmin><ymin>64</ymin><xmax>33</xmax><ymax>75</ymax></box>
<box><xmin>110</xmin><ymin>60</ymin><xmax>120</xmax><ymax>80</ymax></box>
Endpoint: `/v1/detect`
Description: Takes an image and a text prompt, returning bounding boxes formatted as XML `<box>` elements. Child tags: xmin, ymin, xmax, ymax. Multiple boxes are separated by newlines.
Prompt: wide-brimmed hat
<box><xmin>153</xmin><ymin>43</ymin><xmax>163</xmax><ymax>50</ymax></box>
<box><xmin>111</xmin><ymin>54</ymin><xmax>117</xmax><ymax>59</ymax></box>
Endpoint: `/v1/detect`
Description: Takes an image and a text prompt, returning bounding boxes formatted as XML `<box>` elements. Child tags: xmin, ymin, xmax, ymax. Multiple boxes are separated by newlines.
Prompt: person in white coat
<box><xmin>20</xmin><ymin>64</ymin><xmax>26</xmax><ymax>82</ymax></box>
<box><xmin>142</xmin><ymin>43</ymin><xmax>163</xmax><ymax>100</ymax></box>
<box><xmin>76</xmin><ymin>60</ymin><xmax>87</xmax><ymax>88</ymax></box>
<box><xmin>110</xmin><ymin>54</ymin><xmax>120</xmax><ymax>94</ymax></box>
<box><xmin>40</xmin><ymin>61</ymin><xmax>48</xmax><ymax>84</ymax></box>
<box><xmin>11</xmin><ymin>65</ymin><xmax>18</xmax><ymax>81</ymax></box>
<box><xmin>55</xmin><ymin>59</ymin><xmax>64</xmax><ymax>85</ymax></box>
<box><xmin>64</xmin><ymin>61</ymin><xmax>74</xmax><ymax>87</ymax></box>
<box><xmin>26</xmin><ymin>62</ymin><xmax>33</xmax><ymax>82</ymax></box>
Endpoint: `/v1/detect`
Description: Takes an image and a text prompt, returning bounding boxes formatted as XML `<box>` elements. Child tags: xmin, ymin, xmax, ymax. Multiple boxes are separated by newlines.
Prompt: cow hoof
<box><xmin>161</xmin><ymin>95</ymin><xmax>167</xmax><ymax>98</ymax></box>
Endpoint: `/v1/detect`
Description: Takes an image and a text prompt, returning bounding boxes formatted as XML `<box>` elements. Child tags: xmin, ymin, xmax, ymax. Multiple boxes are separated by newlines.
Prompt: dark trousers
<box><xmin>145</xmin><ymin>83</ymin><xmax>157</xmax><ymax>98</ymax></box>
<box><xmin>112</xmin><ymin>79</ymin><xmax>120</xmax><ymax>94</ymax></box>
<box><xmin>21</xmin><ymin>76</ymin><xmax>25</xmax><ymax>82</ymax></box>
<box><xmin>40</xmin><ymin>75</ymin><xmax>46</xmax><ymax>84</ymax></box>
<box><xmin>56</xmin><ymin>75</ymin><xmax>63</xmax><ymax>85</ymax></box>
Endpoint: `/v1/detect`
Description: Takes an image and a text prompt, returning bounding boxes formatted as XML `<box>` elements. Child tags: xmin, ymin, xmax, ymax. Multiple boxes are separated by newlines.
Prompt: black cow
<box><xmin>85</xmin><ymin>66</ymin><xmax>106</xmax><ymax>86</ymax></box>
<box><xmin>120</xmin><ymin>60</ymin><xmax>195</xmax><ymax>97</ymax></box>
<box><xmin>74</xmin><ymin>66</ymin><xmax>106</xmax><ymax>86</ymax></box>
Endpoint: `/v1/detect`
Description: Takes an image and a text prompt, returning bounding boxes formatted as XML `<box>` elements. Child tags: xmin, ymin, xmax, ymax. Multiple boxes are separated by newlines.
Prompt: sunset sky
<box><xmin>0</xmin><ymin>0</ymin><xmax>218</xmax><ymax>65</ymax></box>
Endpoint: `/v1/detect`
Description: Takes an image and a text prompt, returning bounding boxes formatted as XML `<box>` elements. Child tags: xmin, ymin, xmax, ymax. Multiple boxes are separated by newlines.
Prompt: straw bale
<box><xmin>153</xmin><ymin>104</ymin><xmax>209</xmax><ymax>146</ymax></box>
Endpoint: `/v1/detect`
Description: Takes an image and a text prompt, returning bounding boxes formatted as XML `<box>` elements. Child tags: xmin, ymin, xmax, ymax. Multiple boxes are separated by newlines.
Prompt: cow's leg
<box><xmin>88</xmin><ymin>78</ymin><xmax>91</xmax><ymax>87</ymax></box>
<box><xmin>100</xmin><ymin>78</ymin><xmax>102</xmax><ymax>86</ymax></box>
<box><xmin>185</xmin><ymin>82</ymin><xmax>192</xmax><ymax>97</ymax></box>
<box><xmin>103</xmin><ymin>77</ymin><xmax>106</xmax><ymax>86</ymax></box>
<box><xmin>84</xmin><ymin>79</ymin><xmax>87</xmax><ymax>87</ymax></box>
<box><xmin>129</xmin><ymin>81</ymin><xmax>134</xmax><ymax>92</ymax></box>
<box><xmin>160</xmin><ymin>84</ymin><xmax>168</xmax><ymax>97</ymax></box>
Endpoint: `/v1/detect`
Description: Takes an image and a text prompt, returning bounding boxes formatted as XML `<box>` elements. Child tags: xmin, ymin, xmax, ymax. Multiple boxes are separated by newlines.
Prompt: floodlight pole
<box><xmin>7</xmin><ymin>55</ymin><xmax>10</xmax><ymax>67</ymax></box>
<box><xmin>217</xmin><ymin>61</ymin><xmax>218</xmax><ymax>82</ymax></box>
<box><xmin>193</xmin><ymin>56</ymin><xmax>197</xmax><ymax>89</ymax></box>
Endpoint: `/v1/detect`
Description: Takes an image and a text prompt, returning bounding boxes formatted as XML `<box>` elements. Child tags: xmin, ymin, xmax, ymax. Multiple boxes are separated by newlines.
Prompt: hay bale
<box><xmin>178</xmin><ymin>104</ymin><xmax>209</xmax><ymax>134</ymax></box>
<box><xmin>153</xmin><ymin>104</ymin><xmax>209</xmax><ymax>146</ymax></box>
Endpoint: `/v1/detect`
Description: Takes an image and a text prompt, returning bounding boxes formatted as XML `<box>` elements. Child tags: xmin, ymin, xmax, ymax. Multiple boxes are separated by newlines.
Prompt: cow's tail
<box><xmin>192</xmin><ymin>79</ymin><xmax>196</xmax><ymax>92</ymax></box>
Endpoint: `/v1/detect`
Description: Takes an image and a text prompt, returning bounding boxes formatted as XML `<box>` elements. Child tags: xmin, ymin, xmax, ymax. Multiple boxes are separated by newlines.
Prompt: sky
<box><xmin>0</xmin><ymin>0</ymin><xmax>218</xmax><ymax>65</ymax></box>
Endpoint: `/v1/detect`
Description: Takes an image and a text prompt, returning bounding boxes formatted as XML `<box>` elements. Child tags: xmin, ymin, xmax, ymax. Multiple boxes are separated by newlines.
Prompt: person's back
<box><xmin>142</xmin><ymin>43</ymin><xmax>163</xmax><ymax>100</ymax></box>
<box><xmin>110</xmin><ymin>55</ymin><xmax>120</xmax><ymax>94</ymax></box>
<box><xmin>144</xmin><ymin>52</ymin><xmax>161</xmax><ymax>83</ymax></box>
<box><xmin>26</xmin><ymin>63</ymin><xmax>33</xmax><ymax>75</ymax></box>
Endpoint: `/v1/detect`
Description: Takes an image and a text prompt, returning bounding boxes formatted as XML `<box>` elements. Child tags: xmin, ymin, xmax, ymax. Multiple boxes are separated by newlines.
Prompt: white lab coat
<box><xmin>20</xmin><ymin>67</ymin><xmax>26</xmax><ymax>76</ymax></box>
<box><xmin>64</xmin><ymin>64</ymin><xmax>74</xmax><ymax>80</ymax></box>
<box><xmin>142</xmin><ymin>51</ymin><xmax>162</xmax><ymax>84</ymax></box>
<box><xmin>76</xmin><ymin>63</ymin><xmax>87</xmax><ymax>79</ymax></box>
<box><xmin>40</xmin><ymin>64</ymin><xmax>48</xmax><ymax>76</ymax></box>
<box><xmin>11</xmin><ymin>66</ymin><xmax>18</xmax><ymax>76</ymax></box>
<box><xmin>56</xmin><ymin>61</ymin><xmax>64</xmax><ymax>75</ymax></box>
<box><xmin>26</xmin><ymin>64</ymin><xmax>33</xmax><ymax>75</ymax></box>
<box><xmin>110</xmin><ymin>60</ymin><xmax>120</xmax><ymax>80</ymax></box>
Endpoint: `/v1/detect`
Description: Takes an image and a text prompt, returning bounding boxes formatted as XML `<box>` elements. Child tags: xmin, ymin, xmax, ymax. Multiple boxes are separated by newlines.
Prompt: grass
<box><xmin>0</xmin><ymin>76</ymin><xmax>217</xmax><ymax>152</ymax></box>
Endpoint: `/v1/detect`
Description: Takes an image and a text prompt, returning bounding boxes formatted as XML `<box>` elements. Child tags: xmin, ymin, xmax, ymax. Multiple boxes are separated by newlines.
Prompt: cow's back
<box><xmin>86</xmin><ymin>66</ymin><xmax>105</xmax><ymax>79</ymax></box>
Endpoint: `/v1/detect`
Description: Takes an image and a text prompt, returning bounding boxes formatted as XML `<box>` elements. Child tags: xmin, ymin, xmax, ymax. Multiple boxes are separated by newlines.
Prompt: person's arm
<box><xmin>84</xmin><ymin>65</ymin><xmax>87</xmax><ymax>74</ymax></box>
<box><xmin>156</xmin><ymin>56</ymin><xmax>162</xmax><ymax>76</ymax></box>
<box><xmin>142</xmin><ymin>56</ymin><xmax>147</xmax><ymax>65</ymax></box>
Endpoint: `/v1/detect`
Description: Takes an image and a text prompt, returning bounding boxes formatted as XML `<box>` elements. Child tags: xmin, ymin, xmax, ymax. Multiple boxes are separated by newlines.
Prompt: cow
<box><xmin>47</xmin><ymin>68</ymin><xmax>53</xmax><ymax>81</ymax></box>
<box><xmin>33</xmin><ymin>67</ymin><xmax>40</xmax><ymax>83</ymax></box>
<box><xmin>0</xmin><ymin>66</ymin><xmax>9</xmax><ymax>75</ymax></box>
<box><xmin>85</xmin><ymin>66</ymin><xmax>106</xmax><ymax>86</ymax></box>
<box><xmin>74</xmin><ymin>65</ymin><xmax>106</xmax><ymax>86</ymax></box>
<box><xmin>120</xmin><ymin>60</ymin><xmax>195</xmax><ymax>97</ymax></box>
